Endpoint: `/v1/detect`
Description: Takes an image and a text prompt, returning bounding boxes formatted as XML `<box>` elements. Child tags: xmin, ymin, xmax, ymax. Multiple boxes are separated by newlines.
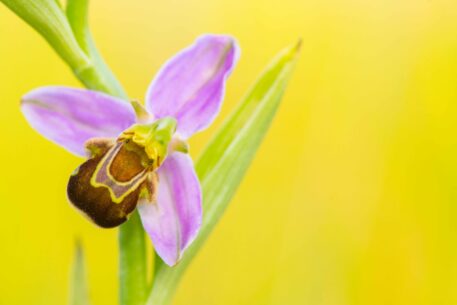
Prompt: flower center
<box><xmin>118</xmin><ymin>116</ymin><xmax>177</xmax><ymax>169</ymax></box>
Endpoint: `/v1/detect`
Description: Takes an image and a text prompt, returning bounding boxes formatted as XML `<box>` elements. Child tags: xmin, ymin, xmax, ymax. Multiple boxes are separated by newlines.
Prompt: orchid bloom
<box><xmin>20</xmin><ymin>35</ymin><xmax>239</xmax><ymax>266</ymax></box>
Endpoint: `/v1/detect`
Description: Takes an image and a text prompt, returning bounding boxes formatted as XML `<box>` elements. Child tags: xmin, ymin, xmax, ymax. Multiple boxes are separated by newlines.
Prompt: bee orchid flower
<box><xmin>20</xmin><ymin>35</ymin><xmax>239</xmax><ymax>266</ymax></box>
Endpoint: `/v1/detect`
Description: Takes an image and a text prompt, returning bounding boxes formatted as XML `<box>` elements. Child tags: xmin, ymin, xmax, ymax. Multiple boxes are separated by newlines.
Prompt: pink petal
<box><xmin>21</xmin><ymin>86</ymin><xmax>136</xmax><ymax>156</ymax></box>
<box><xmin>145</xmin><ymin>34</ymin><xmax>240</xmax><ymax>138</ymax></box>
<box><xmin>138</xmin><ymin>152</ymin><xmax>202</xmax><ymax>266</ymax></box>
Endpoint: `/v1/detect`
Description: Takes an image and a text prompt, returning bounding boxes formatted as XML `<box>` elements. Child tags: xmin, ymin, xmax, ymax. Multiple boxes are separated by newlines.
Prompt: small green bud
<box><xmin>169</xmin><ymin>137</ymin><xmax>189</xmax><ymax>153</ymax></box>
<box><xmin>130</xmin><ymin>100</ymin><xmax>150</xmax><ymax>123</ymax></box>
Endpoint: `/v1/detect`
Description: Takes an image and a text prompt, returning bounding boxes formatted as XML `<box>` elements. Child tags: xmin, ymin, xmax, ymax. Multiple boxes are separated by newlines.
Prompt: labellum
<box><xmin>67</xmin><ymin>118</ymin><xmax>176</xmax><ymax>227</ymax></box>
<box><xmin>67</xmin><ymin>137</ymin><xmax>157</xmax><ymax>228</ymax></box>
<box><xmin>67</xmin><ymin>117</ymin><xmax>177</xmax><ymax>228</ymax></box>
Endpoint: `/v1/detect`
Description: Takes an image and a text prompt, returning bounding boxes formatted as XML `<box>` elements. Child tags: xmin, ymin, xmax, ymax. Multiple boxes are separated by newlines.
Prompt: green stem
<box><xmin>119</xmin><ymin>211</ymin><xmax>148</xmax><ymax>305</ymax></box>
<box><xmin>73</xmin><ymin>59</ymin><xmax>126</xmax><ymax>98</ymax></box>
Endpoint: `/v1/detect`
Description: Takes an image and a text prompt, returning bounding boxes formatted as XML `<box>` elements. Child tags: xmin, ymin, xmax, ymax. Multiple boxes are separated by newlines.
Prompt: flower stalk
<box><xmin>119</xmin><ymin>212</ymin><xmax>148</xmax><ymax>305</ymax></box>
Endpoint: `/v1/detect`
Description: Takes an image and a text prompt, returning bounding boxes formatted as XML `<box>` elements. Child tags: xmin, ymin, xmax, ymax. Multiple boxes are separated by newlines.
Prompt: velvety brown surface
<box><xmin>67</xmin><ymin>144</ymin><xmax>145</xmax><ymax>228</ymax></box>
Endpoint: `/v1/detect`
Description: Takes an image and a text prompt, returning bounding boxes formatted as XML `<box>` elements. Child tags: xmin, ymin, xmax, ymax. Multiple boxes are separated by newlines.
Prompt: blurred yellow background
<box><xmin>1</xmin><ymin>0</ymin><xmax>457</xmax><ymax>304</ymax></box>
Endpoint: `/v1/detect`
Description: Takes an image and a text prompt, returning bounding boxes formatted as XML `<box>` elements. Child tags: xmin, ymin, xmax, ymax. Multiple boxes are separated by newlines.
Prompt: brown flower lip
<box><xmin>67</xmin><ymin>139</ymin><xmax>156</xmax><ymax>228</ymax></box>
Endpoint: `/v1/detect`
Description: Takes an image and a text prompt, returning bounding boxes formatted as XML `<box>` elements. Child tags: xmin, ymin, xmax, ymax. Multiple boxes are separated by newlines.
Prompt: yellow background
<box><xmin>1</xmin><ymin>0</ymin><xmax>457</xmax><ymax>304</ymax></box>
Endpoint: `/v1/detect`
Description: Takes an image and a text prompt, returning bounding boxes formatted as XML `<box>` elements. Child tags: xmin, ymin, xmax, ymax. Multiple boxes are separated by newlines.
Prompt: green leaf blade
<box><xmin>69</xmin><ymin>242</ymin><xmax>91</xmax><ymax>305</ymax></box>
<box><xmin>147</xmin><ymin>40</ymin><xmax>301</xmax><ymax>305</ymax></box>
<box><xmin>0</xmin><ymin>0</ymin><xmax>90</xmax><ymax>73</ymax></box>
<box><xmin>0</xmin><ymin>0</ymin><xmax>126</xmax><ymax>98</ymax></box>
<box><xmin>66</xmin><ymin>0</ymin><xmax>126</xmax><ymax>98</ymax></box>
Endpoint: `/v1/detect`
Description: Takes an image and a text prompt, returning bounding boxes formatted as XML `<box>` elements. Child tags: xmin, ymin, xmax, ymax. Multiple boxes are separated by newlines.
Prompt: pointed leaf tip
<box><xmin>69</xmin><ymin>241</ymin><xmax>91</xmax><ymax>305</ymax></box>
<box><xmin>295</xmin><ymin>38</ymin><xmax>303</xmax><ymax>53</ymax></box>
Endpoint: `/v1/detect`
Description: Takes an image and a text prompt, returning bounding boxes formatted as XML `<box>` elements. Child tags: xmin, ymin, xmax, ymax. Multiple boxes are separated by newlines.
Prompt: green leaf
<box><xmin>146</xmin><ymin>40</ymin><xmax>301</xmax><ymax>305</ymax></box>
<box><xmin>118</xmin><ymin>211</ymin><xmax>148</xmax><ymax>305</ymax></box>
<box><xmin>66</xmin><ymin>0</ymin><xmax>126</xmax><ymax>98</ymax></box>
<box><xmin>0</xmin><ymin>0</ymin><xmax>89</xmax><ymax>75</ymax></box>
<box><xmin>0</xmin><ymin>0</ymin><xmax>126</xmax><ymax>98</ymax></box>
<box><xmin>69</xmin><ymin>241</ymin><xmax>91</xmax><ymax>305</ymax></box>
